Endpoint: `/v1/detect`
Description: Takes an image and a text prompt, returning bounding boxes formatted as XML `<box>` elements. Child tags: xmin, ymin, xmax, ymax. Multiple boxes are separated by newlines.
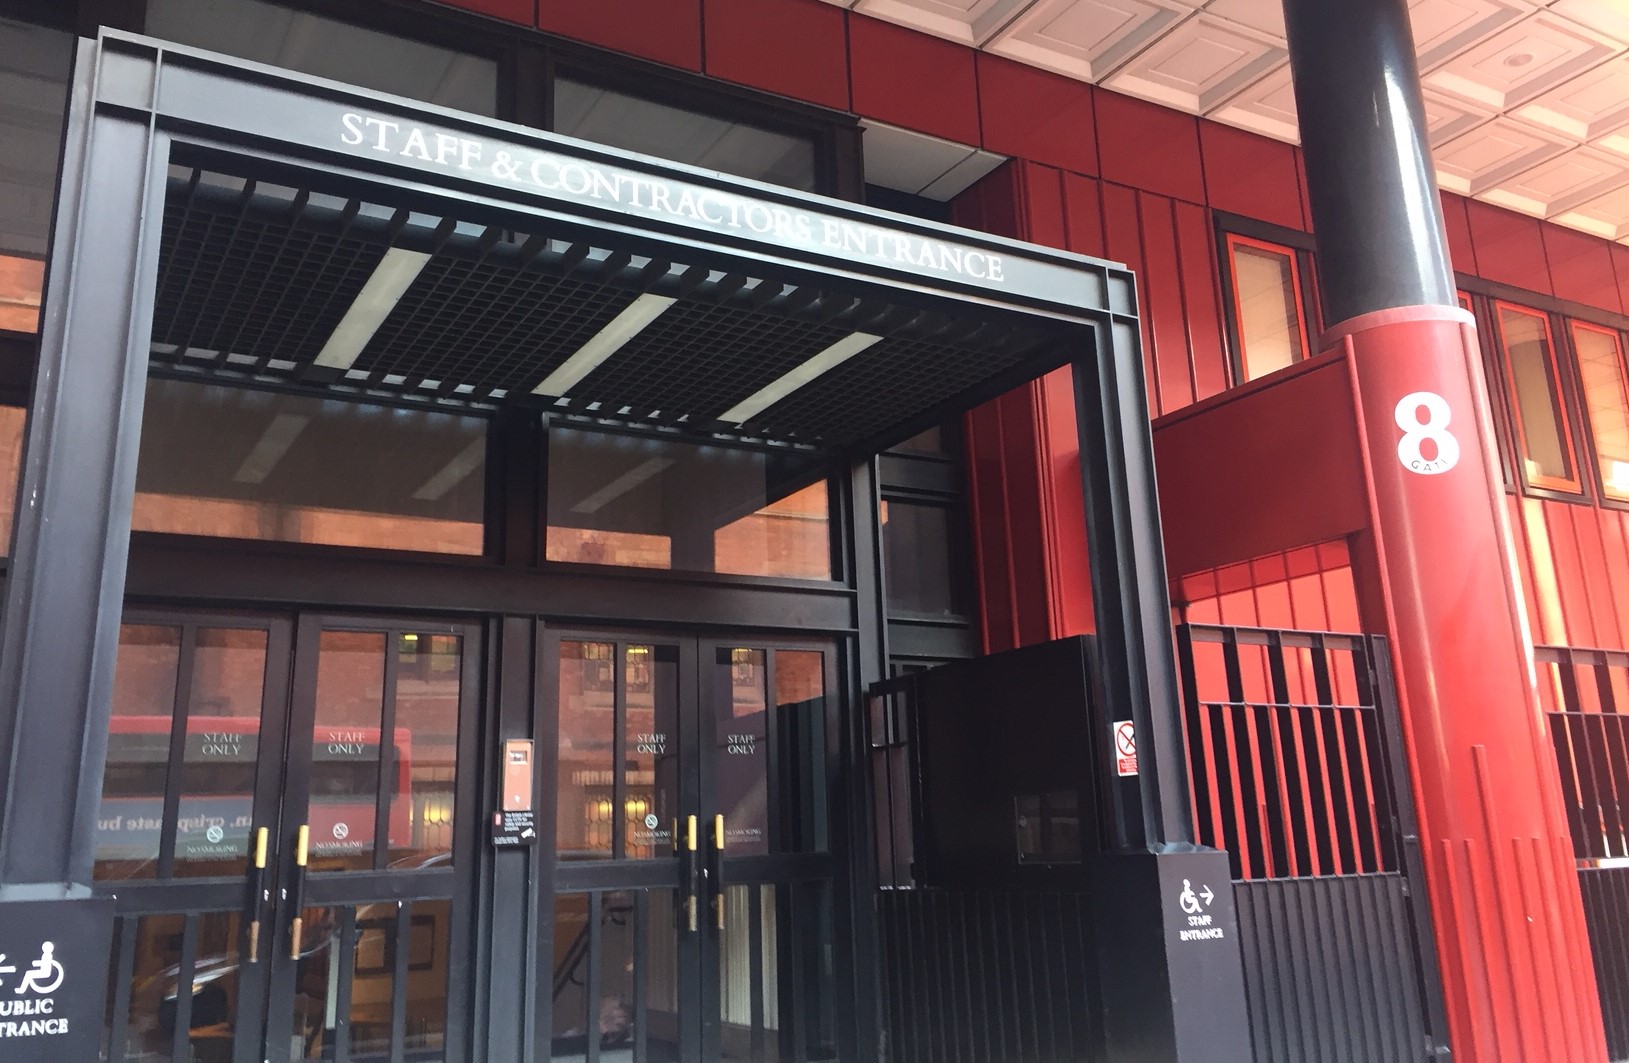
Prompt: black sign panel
<box><xmin>0</xmin><ymin>897</ymin><xmax>115</xmax><ymax>1062</ymax></box>
<box><xmin>491</xmin><ymin>809</ymin><xmax>537</xmax><ymax>847</ymax></box>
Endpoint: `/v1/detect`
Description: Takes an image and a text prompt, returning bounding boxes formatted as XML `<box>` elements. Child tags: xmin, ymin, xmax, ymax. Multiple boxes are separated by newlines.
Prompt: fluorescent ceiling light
<box><xmin>232</xmin><ymin>413</ymin><xmax>309</xmax><ymax>484</ymax></box>
<box><xmin>313</xmin><ymin>247</ymin><xmax>432</xmax><ymax>370</ymax></box>
<box><xmin>571</xmin><ymin>457</ymin><xmax>675</xmax><ymax>515</ymax></box>
<box><xmin>412</xmin><ymin>437</ymin><xmax>487</xmax><ymax>501</ymax></box>
<box><xmin>717</xmin><ymin>332</ymin><xmax>882</xmax><ymax>425</ymax></box>
<box><xmin>532</xmin><ymin>294</ymin><xmax>676</xmax><ymax>397</ymax></box>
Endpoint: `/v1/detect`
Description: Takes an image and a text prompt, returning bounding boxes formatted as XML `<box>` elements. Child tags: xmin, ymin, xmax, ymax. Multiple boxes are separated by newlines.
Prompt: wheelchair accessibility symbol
<box><xmin>12</xmin><ymin>942</ymin><xmax>64</xmax><ymax>996</ymax></box>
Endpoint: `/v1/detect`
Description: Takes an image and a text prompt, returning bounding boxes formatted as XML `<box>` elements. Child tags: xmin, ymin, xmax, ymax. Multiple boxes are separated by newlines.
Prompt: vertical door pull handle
<box><xmin>244</xmin><ymin>827</ymin><xmax>269</xmax><ymax>963</ymax></box>
<box><xmin>288</xmin><ymin>825</ymin><xmax>310</xmax><ymax>959</ymax></box>
<box><xmin>712</xmin><ymin>815</ymin><xmax>726</xmax><ymax>929</ymax></box>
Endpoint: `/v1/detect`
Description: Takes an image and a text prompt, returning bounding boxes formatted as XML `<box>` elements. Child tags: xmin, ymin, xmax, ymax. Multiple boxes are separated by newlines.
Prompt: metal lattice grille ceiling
<box><xmin>149</xmin><ymin>167</ymin><xmax>1078</xmax><ymax>453</ymax></box>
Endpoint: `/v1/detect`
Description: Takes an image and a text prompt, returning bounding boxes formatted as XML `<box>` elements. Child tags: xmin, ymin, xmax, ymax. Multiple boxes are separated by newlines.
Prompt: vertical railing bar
<box><xmin>390</xmin><ymin>902</ymin><xmax>410</xmax><ymax>1063</ymax></box>
<box><xmin>334</xmin><ymin>906</ymin><xmax>358</xmax><ymax>1063</ymax></box>
<box><xmin>634</xmin><ymin>891</ymin><xmax>649</xmax><ymax>1063</ymax></box>
<box><xmin>1231</xmin><ymin>702</ymin><xmax>1266</xmax><ymax>879</ymax></box>
<box><xmin>586</xmin><ymin>892</ymin><xmax>602</xmax><ymax>1063</ymax></box>
<box><xmin>171</xmin><ymin>912</ymin><xmax>200</xmax><ymax>1063</ymax></box>
<box><xmin>749</xmin><ymin>886</ymin><xmax>766</xmax><ymax>1063</ymax></box>
<box><xmin>1209</xmin><ymin>702</ymin><xmax>1244</xmax><ymax>879</ymax></box>
<box><xmin>105</xmin><ymin>916</ymin><xmax>139</xmax><ymax>1063</ymax></box>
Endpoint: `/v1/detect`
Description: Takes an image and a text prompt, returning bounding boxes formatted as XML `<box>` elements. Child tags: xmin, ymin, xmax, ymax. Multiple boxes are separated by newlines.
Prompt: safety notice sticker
<box><xmin>1114</xmin><ymin>720</ymin><xmax>1138</xmax><ymax>777</ymax></box>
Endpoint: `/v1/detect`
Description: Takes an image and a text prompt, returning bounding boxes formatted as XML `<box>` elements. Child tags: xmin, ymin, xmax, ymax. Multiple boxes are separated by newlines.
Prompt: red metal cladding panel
<box><xmin>1293</xmin><ymin>147</ymin><xmax>1313</xmax><ymax>234</ymax></box>
<box><xmin>1198</xmin><ymin>122</ymin><xmax>1303</xmax><ymax>231</ymax></box>
<box><xmin>1543</xmin><ymin>221</ymin><xmax>1624</xmax><ymax>314</ymax></box>
<box><xmin>538</xmin><ymin>0</ymin><xmax>704</xmax><ymax>69</ymax></box>
<box><xmin>1095</xmin><ymin>90</ymin><xmax>1205</xmax><ymax>205</ymax></box>
<box><xmin>975</xmin><ymin>53</ymin><xmax>1098</xmax><ymax>176</ymax></box>
<box><xmin>1139</xmin><ymin>193</ymin><xmax>1196</xmax><ymax>414</ymax></box>
<box><xmin>1465</xmin><ymin>199</ymin><xmax>1554</xmax><ymax>296</ymax></box>
<box><xmin>1172</xmin><ymin>201</ymin><xmax>1229</xmax><ymax>402</ymax></box>
<box><xmin>1061</xmin><ymin>172</ymin><xmax>1105</xmax><ymax>257</ymax></box>
<box><xmin>702</xmin><ymin>0</ymin><xmax>849</xmax><ymax>111</ymax></box>
<box><xmin>1545</xmin><ymin>499</ymin><xmax>1596</xmax><ymax>646</ymax></box>
<box><xmin>435</xmin><ymin>0</ymin><xmax>532</xmax><ymax>24</ymax></box>
<box><xmin>1614</xmin><ymin>245</ymin><xmax>1629</xmax><ymax>319</ymax></box>
<box><xmin>1152</xmin><ymin>360</ymin><xmax>1369</xmax><ymax>580</ymax></box>
<box><xmin>1341</xmin><ymin>312</ymin><xmax>1606</xmax><ymax>1062</ymax></box>
<box><xmin>965</xmin><ymin>400</ymin><xmax>1019</xmax><ymax>654</ymax></box>
<box><xmin>1560</xmin><ymin>502</ymin><xmax>1622</xmax><ymax>648</ymax></box>
<box><xmin>1037</xmin><ymin>366</ymin><xmax>1094</xmax><ymax>636</ymax></box>
<box><xmin>1439</xmin><ymin>192</ymin><xmax>1479</xmax><ymax>278</ymax></box>
<box><xmin>1016</xmin><ymin>162</ymin><xmax>1068</xmax><ymax>250</ymax></box>
<box><xmin>1519</xmin><ymin>495</ymin><xmax>1568</xmax><ymax>645</ymax></box>
<box><xmin>994</xmin><ymin>387</ymin><xmax>1055</xmax><ymax>649</ymax></box>
<box><xmin>1599</xmin><ymin>510</ymin><xmax>1629</xmax><ymax>649</ymax></box>
<box><xmin>1100</xmin><ymin>182</ymin><xmax>1157</xmax><ymax>415</ymax></box>
<box><xmin>848</xmin><ymin>15</ymin><xmax>978</xmax><ymax>143</ymax></box>
<box><xmin>950</xmin><ymin>162</ymin><xmax>1020</xmax><ymax>238</ymax></box>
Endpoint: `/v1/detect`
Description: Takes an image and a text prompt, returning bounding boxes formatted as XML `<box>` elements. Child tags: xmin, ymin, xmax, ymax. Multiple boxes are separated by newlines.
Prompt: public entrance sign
<box><xmin>0</xmin><ymin>897</ymin><xmax>114</xmax><ymax>1061</ymax></box>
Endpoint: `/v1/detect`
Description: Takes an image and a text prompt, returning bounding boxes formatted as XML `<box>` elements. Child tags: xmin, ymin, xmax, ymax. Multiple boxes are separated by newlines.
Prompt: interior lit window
<box><xmin>1495</xmin><ymin>303</ymin><xmax>1579</xmax><ymax>493</ymax></box>
<box><xmin>1226</xmin><ymin>234</ymin><xmax>1309</xmax><ymax>381</ymax></box>
<box><xmin>553</xmin><ymin>78</ymin><xmax>819</xmax><ymax>192</ymax></box>
<box><xmin>133</xmin><ymin>379</ymin><xmax>488</xmax><ymax>554</ymax></box>
<box><xmin>546</xmin><ymin>427</ymin><xmax>832</xmax><ymax>579</ymax></box>
<box><xmin>0</xmin><ymin>17</ymin><xmax>73</xmax><ymax>335</ymax></box>
<box><xmin>1573</xmin><ymin>321</ymin><xmax>1629</xmax><ymax>502</ymax></box>
<box><xmin>146</xmin><ymin>0</ymin><xmax>499</xmax><ymax>116</ymax></box>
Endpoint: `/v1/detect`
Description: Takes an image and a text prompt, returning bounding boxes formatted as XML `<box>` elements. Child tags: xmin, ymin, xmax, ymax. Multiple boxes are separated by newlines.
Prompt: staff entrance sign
<box><xmin>0</xmin><ymin>898</ymin><xmax>114</xmax><ymax>1061</ymax></box>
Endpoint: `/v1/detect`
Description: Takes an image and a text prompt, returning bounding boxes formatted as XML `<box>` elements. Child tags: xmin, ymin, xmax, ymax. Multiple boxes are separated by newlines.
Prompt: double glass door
<box><xmin>547</xmin><ymin>631</ymin><xmax>840</xmax><ymax>1063</ymax></box>
<box><xmin>95</xmin><ymin>610</ymin><xmax>478</xmax><ymax>1063</ymax></box>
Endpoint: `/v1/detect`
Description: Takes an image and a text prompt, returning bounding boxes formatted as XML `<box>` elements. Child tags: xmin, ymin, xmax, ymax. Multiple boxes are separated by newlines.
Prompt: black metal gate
<box><xmin>1176</xmin><ymin>624</ymin><xmax>1450</xmax><ymax>1063</ymax></box>
<box><xmin>1536</xmin><ymin>644</ymin><xmax>1629</xmax><ymax>1063</ymax></box>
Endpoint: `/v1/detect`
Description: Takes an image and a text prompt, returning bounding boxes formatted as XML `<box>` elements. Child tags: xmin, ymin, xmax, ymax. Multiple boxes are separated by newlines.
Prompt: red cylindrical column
<box><xmin>1339</xmin><ymin>306</ymin><xmax>1605</xmax><ymax>1060</ymax></box>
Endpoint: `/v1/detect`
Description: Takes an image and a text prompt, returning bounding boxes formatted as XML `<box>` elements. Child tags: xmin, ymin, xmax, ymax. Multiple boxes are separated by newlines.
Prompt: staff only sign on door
<box><xmin>0</xmin><ymin>897</ymin><xmax>114</xmax><ymax>1061</ymax></box>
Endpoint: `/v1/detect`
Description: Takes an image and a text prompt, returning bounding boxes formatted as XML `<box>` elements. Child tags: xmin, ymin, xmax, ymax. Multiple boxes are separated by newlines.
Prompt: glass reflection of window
<box><xmin>1496</xmin><ymin>304</ymin><xmax>1579</xmax><ymax>493</ymax></box>
<box><xmin>1227</xmin><ymin>235</ymin><xmax>1309</xmax><ymax>381</ymax></box>
<box><xmin>1573</xmin><ymin>322</ymin><xmax>1629</xmax><ymax>503</ymax></box>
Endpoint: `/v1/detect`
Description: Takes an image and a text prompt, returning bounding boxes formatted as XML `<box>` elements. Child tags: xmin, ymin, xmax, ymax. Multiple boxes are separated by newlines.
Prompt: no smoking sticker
<box><xmin>1113</xmin><ymin>720</ymin><xmax>1138</xmax><ymax>777</ymax></box>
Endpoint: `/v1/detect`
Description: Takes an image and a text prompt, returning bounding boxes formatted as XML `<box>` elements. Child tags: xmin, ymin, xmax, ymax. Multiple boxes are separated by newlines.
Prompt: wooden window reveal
<box><xmin>1226</xmin><ymin>234</ymin><xmax>1311</xmax><ymax>382</ymax></box>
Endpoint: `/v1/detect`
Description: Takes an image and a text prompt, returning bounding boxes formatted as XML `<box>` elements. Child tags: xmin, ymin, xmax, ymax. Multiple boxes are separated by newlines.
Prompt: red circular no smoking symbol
<box><xmin>1114</xmin><ymin>722</ymin><xmax>1136</xmax><ymax>757</ymax></box>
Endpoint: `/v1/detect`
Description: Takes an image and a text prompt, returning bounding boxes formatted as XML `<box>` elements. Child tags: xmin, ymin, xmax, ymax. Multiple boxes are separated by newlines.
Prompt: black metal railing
<box><xmin>1537</xmin><ymin>644</ymin><xmax>1629</xmax><ymax>1061</ymax></box>
<box><xmin>875</xmin><ymin>889</ymin><xmax>1095</xmax><ymax>1063</ymax></box>
<box><xmin>1176</xmin><ymin>625</ymin><xmax>1401</xmax><ymax>880</ymax></box>
<box><xmin>1177</xmin><ymin>624</ymin><xmax>1448</xmax><ymax>1063</ymax></box>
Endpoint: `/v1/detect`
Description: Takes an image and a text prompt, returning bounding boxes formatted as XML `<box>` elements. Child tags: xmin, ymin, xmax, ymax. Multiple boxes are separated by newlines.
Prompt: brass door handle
<box><xmin>244</xmin><ymin>827</ymin><xmax>269</xmax><ymax>963</ymax></box>
<box><xmin>684</xmin><ymin>815</ymin><xmax>699</xmax><ymax>932</ymax></box>
<box><xmin>712</xmin><ymin>815</ymin><xmax>725</xmax><ymax>930</ymax></box>
<box><xmin>288</xmin><ymin>825</ymin><xmax>309</xmax><ymax>959</ymax></box>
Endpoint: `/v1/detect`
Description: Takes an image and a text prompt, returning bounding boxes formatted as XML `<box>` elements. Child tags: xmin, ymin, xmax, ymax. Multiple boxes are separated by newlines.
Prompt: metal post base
<box><xmin>1088</xmin><ymin>847</ymin><xmax>1252</xmax><ymax>1062</ymax></box>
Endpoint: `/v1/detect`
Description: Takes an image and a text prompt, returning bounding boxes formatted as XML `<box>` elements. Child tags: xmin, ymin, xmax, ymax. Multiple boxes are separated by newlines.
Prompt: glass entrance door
<box><xmin>96</xmin><ymin>610</ymin><xmax>478</xmax><ymax>1063</ymax></box>
<box><xmin>546</xmin><ymin>633</ymin><xmax>840</xmax><ymax>1063</ymax></box>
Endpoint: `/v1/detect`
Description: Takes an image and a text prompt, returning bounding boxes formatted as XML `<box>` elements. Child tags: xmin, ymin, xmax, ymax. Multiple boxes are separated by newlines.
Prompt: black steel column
<box><xmin>1282</xmin><ymin>0</ymin><xmax>1457</xmax><ymax>323</ymax></box>
<box><xmin>1074</xmin><ymin>317</ymin><xmax>1252</xmax><ymax>1063</ymax></box>
<box><xmin>0</xmin><ymin>38</ymin><xmax>160</xmax><ymax>891</ymax></box>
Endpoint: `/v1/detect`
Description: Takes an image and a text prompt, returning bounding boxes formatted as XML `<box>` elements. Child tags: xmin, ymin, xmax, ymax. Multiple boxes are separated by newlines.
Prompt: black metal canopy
<box><xmin>90</xmin><ymin>29</ymin><xmax>1140</xmax><ymax>461</ymax></box>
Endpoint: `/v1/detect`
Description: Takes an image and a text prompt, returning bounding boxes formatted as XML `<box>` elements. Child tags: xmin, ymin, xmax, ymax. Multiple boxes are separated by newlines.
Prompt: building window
<box><xmin>145</xmin><ymin>0</ymin><xmax>500</xmax><ymax>116</ymax></box>
<box><xmin>1494</xmin><ymin>302</ymin><xmax>1581</xmax><ymax>494</ymax></box>
<box><xmin>880</xmin><ymin>500</ymin><xmax>968</xmax><ymax>617</ymax></box>
<box><xmin>545</xmin><ymin>426</ymin><xmax>833</xmax><ymax>580</ymax></box>
<box><xmin>1223</xmin><ymin>233</ymin><xmax>1312</xmax><ymax>382</ymax></box>
<box><xmin>1572</xmin><ymin>321</ymin><xmax>1629</xmax><ymax>503</ymax></box>
<box><xmin>132</xmin><ymin>379</ymin><xmax>489</xmax><ymax>555</ymax></box>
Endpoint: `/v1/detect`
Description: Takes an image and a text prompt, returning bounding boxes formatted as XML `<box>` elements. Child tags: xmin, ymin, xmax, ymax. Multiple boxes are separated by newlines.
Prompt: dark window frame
<box><xmin>1490</xmin><ymin>299</ymin><xmax>1585</xmax><ymax>496</ymax></box>
<box><xmin>1569</xmin><ymin>318</ymin><xmax>1629</xmax><ymax>506</ymax></box>
<box><xmin>1214</xmin><ymin>212</ymin><xmax>1321</xmax><ymax>387</ymax></box>
<box><xmin>1456</xmin><ymin>274</ymin><xmax>1626</xmax><ymax>509</ymax></box>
